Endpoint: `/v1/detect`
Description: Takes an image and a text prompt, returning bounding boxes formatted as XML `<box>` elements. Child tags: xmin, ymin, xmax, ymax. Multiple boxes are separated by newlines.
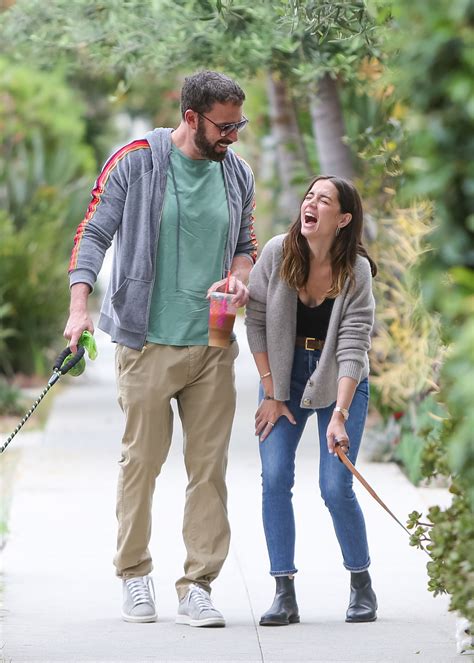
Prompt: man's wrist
<box><xmin>70</xmin><ymin>303</ymin><xmax>89</xmax><ymax>313</ymax></box>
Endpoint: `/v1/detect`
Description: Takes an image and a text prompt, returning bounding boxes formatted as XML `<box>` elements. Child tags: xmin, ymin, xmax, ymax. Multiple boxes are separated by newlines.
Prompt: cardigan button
<box><xmin>303</xmin><ymin>398</ymin><xmax>311</xmax><ymax>406</ymax></box>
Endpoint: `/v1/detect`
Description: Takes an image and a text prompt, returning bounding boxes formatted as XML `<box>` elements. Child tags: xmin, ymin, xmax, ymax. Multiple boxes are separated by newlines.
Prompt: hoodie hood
<box><xmin>145</xmin><ymin>127</ymin><xmax>174</xmax><ymax>164</ymax></box>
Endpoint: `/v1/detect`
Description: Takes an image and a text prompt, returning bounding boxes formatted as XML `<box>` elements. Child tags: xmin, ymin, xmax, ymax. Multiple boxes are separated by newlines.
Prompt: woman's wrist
<box><xmin>260</xmin><ymin>373</ymin><xmax>275</xmax><ymax>400</ymax></box>
<box><xmin>333</xmin><ymin>405</ymin><xmax>350</xmax><ymax>421</ymax></box>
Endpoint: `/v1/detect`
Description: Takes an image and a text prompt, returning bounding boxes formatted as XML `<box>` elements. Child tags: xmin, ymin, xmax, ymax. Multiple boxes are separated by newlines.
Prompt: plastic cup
<box><xmin>208</xmin><ymin>292</ymin><xmax>237</xmax><ymax>348</ymax></box>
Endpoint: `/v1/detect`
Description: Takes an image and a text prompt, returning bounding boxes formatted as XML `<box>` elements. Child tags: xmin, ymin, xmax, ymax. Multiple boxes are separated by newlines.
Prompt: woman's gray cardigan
<box><xmin>245</xmin><ymin>234</ymin><xmax>375</xmax><ymax>409</ymax></box>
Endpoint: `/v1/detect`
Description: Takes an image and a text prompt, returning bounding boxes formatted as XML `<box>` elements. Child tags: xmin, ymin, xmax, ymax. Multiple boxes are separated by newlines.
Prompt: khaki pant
<box><xmin>114</xmin><ymin>341</ymin><xmax>238</xmax><ymax>598</ymax></box>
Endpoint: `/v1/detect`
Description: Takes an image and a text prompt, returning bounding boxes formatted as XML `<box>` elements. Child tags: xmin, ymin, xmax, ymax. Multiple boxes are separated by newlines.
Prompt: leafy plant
<box><xmin>0</xmin><ymin>61</ymin><xmax>95</xmax><ymax>376</ymax></box>
<box><xmin>0</xmin><ymin>379</ymin><xmax>24</xmax><ymax>417</ymax></box>
<box><xmin>387</xmin><ymin>0</ymin><xmax>474</xmax><ymax>628</ymax></box>
<box><xmin>0</xmin><ymin>295</ymin><xmax>16</xmax><ymax>374</ymax></box>
<box><xmin>0</xmin><ymin>58</ymin><xmax>95</xmax><ymax>232</ymax></box>
<box><xmin>0</xmin><ymin>207</ymin><xmax>71</xmax><ymax>375</ymax></box>
<box><xmin>408</xmin><ymin>485</ymin><xmax>474</xmax><ymax>618</ymax></box>
<box><xmin>369</xmin><ymin>203</ymin><xmax>443</xmax><ymax>411</ymax></box>
<box><xmin>393</xmin><ymin>394</ymin><xmax>446</xmax><ymax>486</ymax></box>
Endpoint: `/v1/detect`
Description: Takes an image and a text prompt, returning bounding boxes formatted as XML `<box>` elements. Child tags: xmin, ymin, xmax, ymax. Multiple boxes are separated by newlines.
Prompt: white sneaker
<box><xmin>122</xmin><ymin>575</ymin><xmax>157</xmax><ymax>623</ymax></box>
<box><xmin>176</xmin><ymin>583</ymin><xmax>225</xmax><ymax>627</ymax></box>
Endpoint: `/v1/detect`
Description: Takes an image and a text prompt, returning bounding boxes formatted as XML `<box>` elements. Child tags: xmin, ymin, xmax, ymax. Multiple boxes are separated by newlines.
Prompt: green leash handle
<box><xmin>0</xmin><ymin>345</ymin><xmax>86</xmax><ymax>454</ymax></box>
<box><xmin>53</xmin><ymin>345</ymin><xmax>85</xmax><ymax>375</ymax></box>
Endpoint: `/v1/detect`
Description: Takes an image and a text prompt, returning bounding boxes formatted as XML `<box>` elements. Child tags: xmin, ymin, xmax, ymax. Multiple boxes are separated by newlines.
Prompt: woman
<box><xmin>245</xmin><ymin>175</ymin><xmax>377</xmax><ymax>626</ymax></box>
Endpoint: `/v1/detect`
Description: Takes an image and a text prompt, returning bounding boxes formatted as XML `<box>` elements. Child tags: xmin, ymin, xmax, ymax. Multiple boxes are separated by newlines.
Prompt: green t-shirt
<box><xmin>147</xmin><ymin>144</ymin><xmax>229</xmax><ymax>345</ymax></box>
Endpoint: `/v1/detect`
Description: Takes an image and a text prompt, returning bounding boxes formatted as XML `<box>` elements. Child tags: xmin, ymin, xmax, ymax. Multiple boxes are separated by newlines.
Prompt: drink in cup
<box><xmin>208</xmin><ymin>292</ymin><xmax>237</xmax><ymax>348</ymax></box>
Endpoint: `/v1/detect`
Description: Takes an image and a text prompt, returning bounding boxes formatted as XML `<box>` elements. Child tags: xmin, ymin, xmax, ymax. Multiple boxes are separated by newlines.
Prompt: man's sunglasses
<box><xmin>197</xmin><ymin>112</ymin><xmax>249</xmax><ymax>137</ymax></box>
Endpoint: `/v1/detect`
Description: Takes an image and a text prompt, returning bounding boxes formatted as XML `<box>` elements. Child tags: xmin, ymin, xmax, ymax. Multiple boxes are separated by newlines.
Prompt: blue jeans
<box><xmin>259</xmin><ymin>347</ymin><xmax>371</xmax><ymax>575</ymax></box>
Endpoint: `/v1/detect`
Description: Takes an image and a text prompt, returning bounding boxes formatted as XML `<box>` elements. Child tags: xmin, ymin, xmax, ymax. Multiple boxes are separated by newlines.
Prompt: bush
<box><xmin>0</xmin><ymin>60</ymin><xmax>95</xmax><ymax>375</ymax></box>
<box><xmin>365</xmin><ymin>203</ymin><xmax>444</xmax><ymax>481</ymax></box>
<box><xmin>0</xmin><ymin>378</ymin><xmax>24</xmax><ymax>417</ymax></box>
<box><xmin>0</xmin><ymin>208</ymin><xmax>71</xmax><ymax>375</ymax></box>
<box><xmin>393</xmin><ymin>394</ymin><xmax>446</xmax><ymax>486</ymax></box>
<box><xmin>369</xmin><ymin>203</ymin><xmax>442</xmax><ymax>412</ymax></box>
<box><xmin>388</xmin><ymin>0</ymin><xmax>474</xmax><ymax>627</ymax></box>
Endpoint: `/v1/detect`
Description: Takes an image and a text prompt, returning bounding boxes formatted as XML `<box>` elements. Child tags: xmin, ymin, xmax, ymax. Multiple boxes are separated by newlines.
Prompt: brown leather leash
<box><xmin>335</xmin><ymin>443</ymin><xmax>412</xmax><ymax>537</ymax></box>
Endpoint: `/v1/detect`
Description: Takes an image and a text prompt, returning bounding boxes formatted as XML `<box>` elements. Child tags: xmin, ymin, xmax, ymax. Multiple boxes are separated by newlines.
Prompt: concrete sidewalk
<box><xmin>1</xmin><ymin>319</ymin><xmax>460</xmax><ymax>662</ymax></box>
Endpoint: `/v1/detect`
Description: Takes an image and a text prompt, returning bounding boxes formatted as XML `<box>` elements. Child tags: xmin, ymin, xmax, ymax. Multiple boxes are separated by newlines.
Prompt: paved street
<box><xmin>1</xmin><ymin>318</ymin><xmax>459</xmax><ymax>662</ymax></box>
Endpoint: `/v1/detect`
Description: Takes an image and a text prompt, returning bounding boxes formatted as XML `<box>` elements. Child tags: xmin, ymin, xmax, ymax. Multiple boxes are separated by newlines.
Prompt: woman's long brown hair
<box><xmin>280</xmin><ymin>175</ymin><xmax>377</xmax><ymax>295</ymax></box>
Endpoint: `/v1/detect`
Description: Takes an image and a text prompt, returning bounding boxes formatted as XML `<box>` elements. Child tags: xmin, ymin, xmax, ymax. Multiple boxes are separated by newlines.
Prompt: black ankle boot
<box><xmin>260</xmin><ymin>576</ymin><xmax>300</xmax><ymax>626</ymax></box>
<box><xmin>345</xmin><ymin>570</ymin><xmax>378</xmax><ymax>623</ymax></box>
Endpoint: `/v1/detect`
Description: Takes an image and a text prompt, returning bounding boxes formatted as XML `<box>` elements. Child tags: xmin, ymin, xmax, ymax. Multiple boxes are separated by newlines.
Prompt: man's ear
<box><xmin>184</xmin><ymin>109</ymin><xmax>198</xmax><ymax>130</ymax></box>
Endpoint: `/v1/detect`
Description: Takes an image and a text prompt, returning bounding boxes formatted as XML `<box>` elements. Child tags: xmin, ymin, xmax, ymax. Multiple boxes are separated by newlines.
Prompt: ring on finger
<box><xmin>267</xmin><ymin>421</ymin><xmax>274</xmax><ymax>427</ymax></box>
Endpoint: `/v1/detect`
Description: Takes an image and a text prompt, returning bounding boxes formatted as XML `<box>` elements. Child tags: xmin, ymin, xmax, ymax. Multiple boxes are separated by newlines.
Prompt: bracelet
<box><xmin>264</xmin><ymin>395</ymin><xmax>275</xmax><ymax>401</ymax></box>
<box><xmin>260</xmin><ymin>371</ymin><xmax>272</xmax><ymax>380</ymax></box>
<box><xmin>334</xmin><ymin>406</ymin><xmax>350</xmax><ymax>421</ymax></box>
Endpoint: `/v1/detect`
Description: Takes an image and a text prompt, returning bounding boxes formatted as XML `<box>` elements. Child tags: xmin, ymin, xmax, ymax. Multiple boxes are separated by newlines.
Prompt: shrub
<box><xmin>370</xmin><ymin>203</ymin><xmax>442</xmax><ymax>412</ymax></box>
<box><xmin>0</xmin><ymin>60</ymin><xmax>95</xmax><ymax>375</ymax></box>
<box><xmin>389</xmin><ymin>0</ymin><xmax>474</xmax><ymax>627</ymax></box>
<box><xmin>0</xmin><ymin>379</ymin><xmax>24</xmax><ymax>417</ymax></box>
<box><xmin>0</xmin><ymin>208</ymin><xmax>71</xmax><ymax>375</ymax></box>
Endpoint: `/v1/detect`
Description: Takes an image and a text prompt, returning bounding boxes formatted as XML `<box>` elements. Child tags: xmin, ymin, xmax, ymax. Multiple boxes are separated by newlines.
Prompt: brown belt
<box><xmin>295</xmin><ymin>336</ymin><xmax>325</xmax><ymax>351</ymax></box>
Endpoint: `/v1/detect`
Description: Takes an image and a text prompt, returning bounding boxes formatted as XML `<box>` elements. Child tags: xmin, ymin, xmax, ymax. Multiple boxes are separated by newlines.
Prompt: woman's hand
<box><xmin>326</xmin><ymin>413</ymin><xmax>350</xmax><ymax>456</ymax></box>
<box><xmin>255</xmin><ymin>399</ymin><xmax>296</xmax><ymax>442</ymax></box>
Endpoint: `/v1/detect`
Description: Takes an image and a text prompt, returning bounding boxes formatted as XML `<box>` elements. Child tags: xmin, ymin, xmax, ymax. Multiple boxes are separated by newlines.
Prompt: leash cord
<box><xmin>0</xmin><ymin>372</ymin><xmax>61</xmax><ymax>454</ymax></box>
<box><xmin>335</xmin><ymin>445</ymin><xmax>429</xmax><ymax>555</ymax></box>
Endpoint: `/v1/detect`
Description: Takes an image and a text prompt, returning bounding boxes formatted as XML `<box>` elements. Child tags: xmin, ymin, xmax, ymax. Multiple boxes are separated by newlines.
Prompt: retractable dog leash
<box><xmin>0</xmin><ymin>346</ymin><xmax>85</xmax><ymax>454</ymax></box>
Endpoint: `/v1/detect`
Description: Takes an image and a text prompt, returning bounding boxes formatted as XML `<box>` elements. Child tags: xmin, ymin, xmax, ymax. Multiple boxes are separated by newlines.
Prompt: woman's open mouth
<box><xmin>303</xmin><ymin>213</ymin><xmax>319</xmax><ymax>229</ymax></box>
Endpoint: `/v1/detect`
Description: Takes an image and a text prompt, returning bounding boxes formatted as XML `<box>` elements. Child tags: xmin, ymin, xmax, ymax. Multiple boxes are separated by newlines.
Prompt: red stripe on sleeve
<box><xmin>68</xmin><ymin>140</ymin><xmax>149</xmax><ymax>272</ymax></box>
<box><xmin>249</xmin><ymin>198</ymin><xmax>258</xmax><ymax>262</ymax></box>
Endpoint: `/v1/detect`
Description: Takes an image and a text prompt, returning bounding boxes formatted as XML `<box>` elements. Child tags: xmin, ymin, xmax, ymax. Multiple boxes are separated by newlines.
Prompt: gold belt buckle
<box><xmin>305</xmin><ymin>337</ymin><xmax>315</xmax><ymax>351</ymax></box>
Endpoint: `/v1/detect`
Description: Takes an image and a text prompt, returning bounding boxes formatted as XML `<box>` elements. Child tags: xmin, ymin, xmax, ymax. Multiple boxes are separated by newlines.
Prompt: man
<box><xmin>64</xmin><ymin>71</ymin><xmax>257</xmax><ymax>627</ymax></box>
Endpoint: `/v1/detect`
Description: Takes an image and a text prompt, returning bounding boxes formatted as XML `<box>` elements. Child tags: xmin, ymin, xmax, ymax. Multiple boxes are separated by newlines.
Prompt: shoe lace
<box><xmin>189</xmin><ymin>583</ymin><xmax>214</xmax><ymax>612</ymax></box>
<box><xmin>125</xmin><ymin>576</ymin><xmax>155</xmax><ymax>607</ymax></box>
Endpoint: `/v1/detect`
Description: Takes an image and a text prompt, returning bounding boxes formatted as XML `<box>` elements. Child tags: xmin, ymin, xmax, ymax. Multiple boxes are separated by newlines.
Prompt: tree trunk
<box><xmin>309</xmin><ymin>73</ymin><xmax>354</xmax><ymax>180</ymax></box>
<box><xmin>266</xmin><ymin>71</ymin><xmax>307</xmax><ymax>221</ymax></box>
<box><xmin>309</xmin><ymin>74</ymin><xmax>377</xmax><ymax>241</ymax></box>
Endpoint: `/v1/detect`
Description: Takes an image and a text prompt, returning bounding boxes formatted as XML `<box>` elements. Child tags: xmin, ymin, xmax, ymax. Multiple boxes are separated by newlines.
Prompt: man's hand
<box><xmin>64</xmin><ymin>311</ymin><xmax>94</xmax><ymax>354</ymax></box>
<box><xmin>207</xmin><ymin>276</ymin><xmax>249</xmax><ymax>307</ymax></box>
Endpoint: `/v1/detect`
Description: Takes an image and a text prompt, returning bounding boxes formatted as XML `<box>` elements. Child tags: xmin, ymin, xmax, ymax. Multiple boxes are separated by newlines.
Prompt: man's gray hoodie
<box><xmin>69</xmin><ymin>128</ymin><xmax>257</xmax><ymax>350</ymax></box>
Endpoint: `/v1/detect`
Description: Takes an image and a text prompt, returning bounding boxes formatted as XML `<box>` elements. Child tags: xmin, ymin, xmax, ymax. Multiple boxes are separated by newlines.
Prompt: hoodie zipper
<box><xmin>141</xmin><ymin>154</ymin><xmax>168</xmax><ymax>349</ymax></box>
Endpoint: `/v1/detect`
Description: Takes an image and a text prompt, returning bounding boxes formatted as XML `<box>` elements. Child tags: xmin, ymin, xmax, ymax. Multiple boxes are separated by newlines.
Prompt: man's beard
<box><xmin>194</xmin><ymin>118</ymin><xmax>230</xmax><ymax>162</ymax></box>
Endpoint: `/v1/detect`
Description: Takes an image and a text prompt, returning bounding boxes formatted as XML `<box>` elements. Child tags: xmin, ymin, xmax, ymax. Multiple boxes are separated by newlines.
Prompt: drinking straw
<box><xmin>224</xmin><ymin>270</ymin><xmax>231</xmax><ymax>294</ymax></box>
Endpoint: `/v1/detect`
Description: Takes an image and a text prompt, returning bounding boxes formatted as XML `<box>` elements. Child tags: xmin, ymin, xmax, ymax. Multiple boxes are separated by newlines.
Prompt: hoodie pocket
<box><xmin>111</xmin><ymin>277</ymin><xmax>152</xmax><ymax>334</ymax></box>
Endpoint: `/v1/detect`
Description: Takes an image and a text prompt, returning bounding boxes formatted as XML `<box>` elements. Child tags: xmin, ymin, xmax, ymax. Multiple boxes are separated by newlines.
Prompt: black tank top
<box><xmin>296</xmin><ymin>297</ymin><xmax>335</xmax><ymax>339</ymax></box>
